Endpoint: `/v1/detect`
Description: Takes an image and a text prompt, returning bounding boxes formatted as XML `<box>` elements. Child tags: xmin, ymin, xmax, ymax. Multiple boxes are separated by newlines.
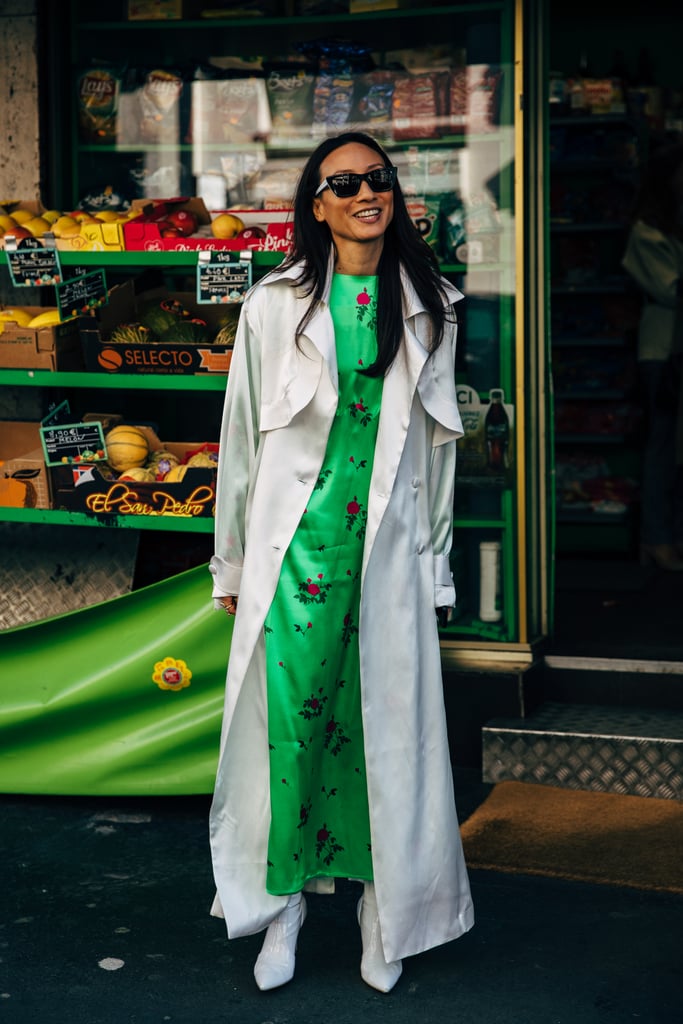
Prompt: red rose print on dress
<box><xmin>315</xmin><ymin>823</ymin><xmax>344</xmax><ymax>865</ymax></box>
<box><xmin>295</xmin><ymin>573</ymin><xmax>332</xmax><ymax>605</ymax></box>
<box><xmin>349</xmin><ymin>454</ymin><xmax>368</xmax><ymax>472</ymax></box>
<box><xmin>355</xmin><ymin>287</ymin><xmax>377</xmax><ymax>331</ymax></box>
<box><xmin>324</xmin><ymin>717</ymin><xmax>351</xmax><ymax>756</ymax></box>
<box><xmin>347</xmin><ymin>398</ymin><xmax>374</xmax><ymax>426</ymax></box>
<box><xmin>345</xmin><ymin>497</ymin><xmax>367</xmax><ymax>540</ymax></box>
<box><xmin>298</xmin><ymin>688</ymin><xmax>328</xmax><ymax>720</ymax></box>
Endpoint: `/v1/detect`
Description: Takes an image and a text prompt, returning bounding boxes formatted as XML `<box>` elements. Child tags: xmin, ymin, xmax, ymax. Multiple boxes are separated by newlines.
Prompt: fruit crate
<box><xmin>79</xmin><ymin>281</ymin><xmax>236</xmax><ymax>376</ymax></box>
<box><xmin>0</xmin><ymin>310</ymin><xmax>84</xmax><ymax>371</ymax></box>
<box><xmin>50</xmin><ymin>426</ymin><xmax>218</xmax><ymax>520</ymax></box>
<box><xmin>122</xmin><ymin>197</ymin><xmax>293</xmax><ymax>252</ymax></box>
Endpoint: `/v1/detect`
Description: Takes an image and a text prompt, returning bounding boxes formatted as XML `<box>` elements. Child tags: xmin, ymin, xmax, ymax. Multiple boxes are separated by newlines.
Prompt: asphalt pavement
<box><xmin>1</xmin><ymin>769</ymin><xmax>679</xmax><ymax>1024</ymax></box>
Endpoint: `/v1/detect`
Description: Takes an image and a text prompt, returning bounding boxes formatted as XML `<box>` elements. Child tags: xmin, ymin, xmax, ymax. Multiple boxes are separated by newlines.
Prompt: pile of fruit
<box><xmin>0</xmin><ymin>202</ymin><xmax>142</xmax><ymax>241</ymax></box>
<box><xmin>109</xmin><ymin>296</ymin><xmax>239</xmax><ymax>346</ymax></box>
<box><xmin>0</xmin><ymin>201</ymin><xmax>269</xmax><ymax>244</ymax></box>
<box><xmin>0</xmin><ymin>306</ymin><xmax>71</xmax><ymax>333</ymax></box>
<box><xmin>103</xmin><ymin>424</ymin><xmax>218</xmax><ymax>483</ymax></box>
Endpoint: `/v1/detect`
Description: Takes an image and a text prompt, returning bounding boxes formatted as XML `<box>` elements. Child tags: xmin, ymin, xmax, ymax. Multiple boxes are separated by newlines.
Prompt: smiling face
<box><xmin>312</xmin><ymin>142</ymin><xmax>395</xmax><ymax>268</ymax></box>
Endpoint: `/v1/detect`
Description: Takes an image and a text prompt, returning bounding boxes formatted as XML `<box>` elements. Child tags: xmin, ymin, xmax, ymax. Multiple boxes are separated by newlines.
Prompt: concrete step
<box><xmin>482</xmin><ymin>700</ymin><xmax>683</xmax><ymax>800</ymax></box>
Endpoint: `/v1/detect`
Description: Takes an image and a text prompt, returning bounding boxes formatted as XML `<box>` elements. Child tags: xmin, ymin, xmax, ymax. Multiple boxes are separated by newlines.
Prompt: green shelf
<box><xmin>0</xmin><ymin>249</ymin><xmax>282</xmax><ymax>270</ymax></box>
<box><xmin>0</xmin><ymin>369</ymin><xmax>227</xmax><ymax>391</ymax></box>
<box><xmin>0</xmin><ymin>506</ymin><xmax>214</xmax><ymax>533</ymax></box>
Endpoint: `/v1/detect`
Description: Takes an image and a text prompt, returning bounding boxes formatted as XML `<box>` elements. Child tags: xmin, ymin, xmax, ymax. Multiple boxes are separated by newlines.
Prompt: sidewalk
<box><xmin>1</xmin><ymin>769</ymin><xmax>679</xmax><ymax>1024</ymax></box>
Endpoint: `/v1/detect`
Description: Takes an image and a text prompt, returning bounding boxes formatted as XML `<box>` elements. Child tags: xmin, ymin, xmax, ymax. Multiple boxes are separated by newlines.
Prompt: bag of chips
<box><xmin>77</xmin><ymin>63</ymin><xmax>124</xmax><ymax>143</ymax></box>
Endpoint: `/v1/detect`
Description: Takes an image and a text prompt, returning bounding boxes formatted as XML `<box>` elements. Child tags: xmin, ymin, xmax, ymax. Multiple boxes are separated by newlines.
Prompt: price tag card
<box><xmin>40</xmin><ymin>420</ymin><xmax>107</xmax><ymax>468</ymax></box>
<box><xmin>196</xmin><ymin>250</ymin><xmax>252</xmax><ymax>305</ymax></box>
<box><xmin>42</xmin><ymin>399</ymin><xmax>71</xmax><ymax>428</ymax></box>
<box><xmin>4</xmin><ymin>233</ymin><xmax>62</xmax><ymax>287</ymax></box>
<box><xmin>56</xmin><ymin>269</ymin><xmax>108</xmax><ymax>319</ymax></box>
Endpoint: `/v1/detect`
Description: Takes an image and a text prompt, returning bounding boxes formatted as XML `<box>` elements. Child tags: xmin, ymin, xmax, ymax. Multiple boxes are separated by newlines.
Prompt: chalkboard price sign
<box><xmin>4</xmin><ymin>233</ymin><xmax>62</xmax><ymax>287</ymax></box>
<box><xmin>197</xmin><ymin>250</ymin><xmax>252</xmax><ymax>304</ymax></box>
<box><xmin>56</xmin><ymin>269</ymin><xmax>108</xmax><ymax>319</ymax></box>
<box><xmin>40</xmin><ymin>420</ymin><xmax>107</xmax><ymax>468</ymax></box>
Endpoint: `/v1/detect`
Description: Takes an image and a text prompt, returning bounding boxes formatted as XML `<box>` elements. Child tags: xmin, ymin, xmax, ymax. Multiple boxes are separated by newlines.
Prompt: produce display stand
<box><xmin>0</xmin><ymin>0</ymin><xmax>552</xmax><ymax>793</ymax></box>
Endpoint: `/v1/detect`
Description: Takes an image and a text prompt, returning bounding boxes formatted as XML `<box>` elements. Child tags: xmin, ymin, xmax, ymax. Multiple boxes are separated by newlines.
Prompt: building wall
<box><xmin>0</xmin><ymin>0</ymin><xmax>40</xmax><ymax>202</ymax></box>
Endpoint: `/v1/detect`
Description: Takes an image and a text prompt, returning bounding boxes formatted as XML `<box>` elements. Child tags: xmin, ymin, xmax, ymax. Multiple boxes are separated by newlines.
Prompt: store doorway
<box><xmin>547</xmin><ymin>2</ymin><xmax>683</xmax><ymax>660</ymax></box>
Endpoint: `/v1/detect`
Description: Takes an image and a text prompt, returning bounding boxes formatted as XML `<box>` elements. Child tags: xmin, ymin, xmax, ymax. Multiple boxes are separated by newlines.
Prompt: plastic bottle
<box><xmin>484</xmin><ymin>388</ymin><xmax>509</xmax><ymax>471</ymax></box>
<box><xmin>479</xmin><ymin>541</ymin><xmax>502</xmax><ymax>622</ymax></box>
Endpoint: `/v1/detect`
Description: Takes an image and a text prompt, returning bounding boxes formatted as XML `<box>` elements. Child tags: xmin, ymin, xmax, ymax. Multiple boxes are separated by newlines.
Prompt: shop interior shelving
<box><xmin>1</xmin><ymin>0</ymin><xmax>525</xmax><ymax>647</ymax></box>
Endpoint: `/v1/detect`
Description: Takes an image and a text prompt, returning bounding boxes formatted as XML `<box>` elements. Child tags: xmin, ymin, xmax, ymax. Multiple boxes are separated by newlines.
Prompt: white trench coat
<box><xmin>208</xmin><ymin>259</ymin><xmax>474</xmax><ymax>962</ymax></box>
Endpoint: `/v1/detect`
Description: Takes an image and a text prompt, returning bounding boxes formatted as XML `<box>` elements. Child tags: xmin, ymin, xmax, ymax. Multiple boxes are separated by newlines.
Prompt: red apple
<box><xmin>6</xmin><ymin>225</ymin><xmax>32</xmax><ymax>240</ymax></box>
<box><xmin>166</xmin><ymin>209</ymin><xmax>198</xmax><ymax>236</ymax></box>
<box><xmin>237</xmin><ymin>226</ymin><xmax>266</xmax><ymax>240</ymax></box>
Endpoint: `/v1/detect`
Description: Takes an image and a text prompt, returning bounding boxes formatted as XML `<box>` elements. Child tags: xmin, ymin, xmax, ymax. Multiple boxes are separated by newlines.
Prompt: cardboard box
<box><xmin>79</xmin><ymin>281</ymin><xmax>235</xmax><ymax>375</ymax></box>
<box><xmin>0</xmin><ymin>310</ymin><xmax>84</xmax><ymax>371</ymax></box>
<box><xmin>0</xmin><ymin>421</ymin><xmax>51</xmax><ymax>509</ymax></box>
<box><xmin>122</xmin><ymin>196</ymin><xmax>293</xmax><ymax>253</ymax></box>
<box><xmin>51</xmin><ymin>426</ymin><xmax>217</xmax><ymax>520</ymax></box>
<box><xmin>55</xmin><ymin>219</ymin><xmax>125</xmax><ymax>253</ymax></box>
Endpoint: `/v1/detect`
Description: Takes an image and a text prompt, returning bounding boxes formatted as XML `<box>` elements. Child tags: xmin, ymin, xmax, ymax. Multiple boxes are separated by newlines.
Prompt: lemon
<box><xmin>211</xmin><ymin>213</ymin><xmax>245</xmax><ymax>239</ymax></box>
<box><xmin>95</xmin><ymin>210</ymin><xmax>120</xmax><ymax>222</ymax></box>
<box><xmin>10</xmin><ymin>208</ymin><xmax>35</xmax><ymax>225</ymax></box>
<box><xmin>0</xmin><ymin>308</ymin><xmax>33</xmax><ymax>326</ymax></box>
<box><xmin>41</xmin><ymin>209</ymin><xmax>62</xmax><ymax>224</ymax></box>
<box><xmin>0</xmin><ymin>214</ymin><xmax>17</xmax><ymax>232</ymax></box>
<box><xmin>25</xmin><ymin>216</ymin><xmax>51</xmax><ymax>237</ymax></box>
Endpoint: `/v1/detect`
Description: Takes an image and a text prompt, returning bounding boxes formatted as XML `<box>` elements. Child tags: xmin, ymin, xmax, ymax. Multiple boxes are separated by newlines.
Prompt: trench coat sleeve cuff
<box><xmin>434</xmin><ymin>554</ymin><xmax>455</xmax><ymax>608</ymax></box>
<box><xmin>209</xmin><ymin>555</ymin><xmax>243</xmax><ymax>607</ymax></box>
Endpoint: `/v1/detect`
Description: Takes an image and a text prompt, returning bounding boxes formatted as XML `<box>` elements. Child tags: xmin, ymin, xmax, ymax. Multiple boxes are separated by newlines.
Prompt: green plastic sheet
<box><xmin>0</xmin><ymin>564</ymin><xmax>231</xmax><ymax>796</ymax></box>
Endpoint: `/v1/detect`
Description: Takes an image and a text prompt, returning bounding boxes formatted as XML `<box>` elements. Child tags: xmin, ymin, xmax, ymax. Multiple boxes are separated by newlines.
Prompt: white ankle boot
<box><xmin>357</xmin><ymin>883</ymin><xmax>403</xmax><ymax>993</ymax></box>
<box><xmin>253</xmin><ymin>892</ymin><xmax>307</xmax><ymax>991</ymax></box>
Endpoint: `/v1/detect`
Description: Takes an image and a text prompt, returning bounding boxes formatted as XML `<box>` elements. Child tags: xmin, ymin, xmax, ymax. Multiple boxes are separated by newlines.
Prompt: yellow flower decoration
<box><xmin>153</xmin><ymin>656</ymin><xmax>192</xmax><ymax>692</ymax></box>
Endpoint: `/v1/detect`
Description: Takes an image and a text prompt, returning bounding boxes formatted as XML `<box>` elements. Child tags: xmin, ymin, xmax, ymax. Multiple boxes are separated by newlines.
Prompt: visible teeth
<box><xmin>355</xmin><ymin>209</ymin><xmax>379</xmax><ymax>219</ymax></box>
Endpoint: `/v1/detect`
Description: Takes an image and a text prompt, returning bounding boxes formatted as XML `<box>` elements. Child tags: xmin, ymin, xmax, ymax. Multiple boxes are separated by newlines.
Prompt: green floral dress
<box><xmin>264</xmin><ymin>274</ymin><xmax>383</xmax><ymax>895</ymax></box>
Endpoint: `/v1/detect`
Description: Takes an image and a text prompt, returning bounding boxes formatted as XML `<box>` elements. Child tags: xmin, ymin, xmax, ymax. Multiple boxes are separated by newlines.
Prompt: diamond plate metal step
<box><xmin>482</xmin><ymin>701</ymin><xmax>683</xmax><ymax>800</ymax></box>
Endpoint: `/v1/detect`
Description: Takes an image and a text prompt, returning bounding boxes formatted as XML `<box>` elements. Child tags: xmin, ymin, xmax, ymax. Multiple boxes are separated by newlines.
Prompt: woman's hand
<box><xmin>220</xmin><ymin>596</ymin><xmax>238</xmax><ymax>615</ymax></box>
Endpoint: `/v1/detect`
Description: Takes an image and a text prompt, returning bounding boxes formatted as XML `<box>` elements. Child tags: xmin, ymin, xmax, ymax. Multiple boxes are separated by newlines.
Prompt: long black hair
<box><xmin>277</xmin><ymin>131</ymin><xmax>455</xmax><ymax>377</ymax></box>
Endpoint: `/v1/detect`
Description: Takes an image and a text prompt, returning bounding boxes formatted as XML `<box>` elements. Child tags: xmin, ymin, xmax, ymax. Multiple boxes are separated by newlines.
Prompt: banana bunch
<box><xmin>0</xmin><ymin>306</ymin><xmax>69</xmax><ymax>335</ymax></box>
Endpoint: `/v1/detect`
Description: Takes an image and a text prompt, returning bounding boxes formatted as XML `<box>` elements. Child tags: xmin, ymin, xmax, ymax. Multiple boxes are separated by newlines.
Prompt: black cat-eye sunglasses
<box><xmin>315</xmin><ymin>166</ymin><xmax>398</xmax><ymax>198</ymax></box>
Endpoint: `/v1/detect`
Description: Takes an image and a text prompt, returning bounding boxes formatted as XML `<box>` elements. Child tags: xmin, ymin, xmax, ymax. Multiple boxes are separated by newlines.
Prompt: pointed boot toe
<box><xmin>357</xmin><ymin>890</ymin><xmax>403</xmax><ymax>994</ymax></box>
<box><xmin>254</xmin><ymin>893</ymin><xmax>306</xmax><ymax>991</ymax></box>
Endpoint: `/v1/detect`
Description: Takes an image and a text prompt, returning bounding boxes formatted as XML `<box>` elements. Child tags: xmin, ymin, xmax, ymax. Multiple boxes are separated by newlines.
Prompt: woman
<box><xmin>622</xmin><ymin>141</ymin><xmax>683</xmax><ymax>570</ymax></box>
<box><xmin>208</xmin><ymin>130</ymin><xmax>474</xmax><ymax>993</ymax></box>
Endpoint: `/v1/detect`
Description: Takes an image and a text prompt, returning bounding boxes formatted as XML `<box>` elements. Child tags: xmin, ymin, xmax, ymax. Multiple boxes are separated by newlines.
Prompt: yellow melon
<box><xmin>105</xmin><ymin>425</ymin><xmax>150</xmax><ymax>472</ymax></box>
<box><xmin>118</xmin><ymin>465</ymin><xmax>155</xmax><ymax>483</ymax></box>
<box><xmin>164</xmin><ymin>464</ymin><xmax>189</xmax><ymax>483</ymax></box>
